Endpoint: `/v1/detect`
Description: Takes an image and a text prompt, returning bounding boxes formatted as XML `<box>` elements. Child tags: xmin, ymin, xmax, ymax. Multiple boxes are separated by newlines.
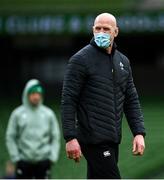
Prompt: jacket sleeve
<box><xmin>6</xmin><ymin>111</ymin><xmax>20</xmax><ymax>163</ymax></box>
<box><xmin>49</xmin><ymin>111</ymin><xmax>61</xmax><ymax>163</ymax></box>
<box><xmin>61</xmin><ymin>55</ymin><xmax>87</xmax><ymax>142</ymax></box>
<box><xmin>123</xmin><ymin>64</ymin><xmax>146</xmax><ymax>137</ymax></box>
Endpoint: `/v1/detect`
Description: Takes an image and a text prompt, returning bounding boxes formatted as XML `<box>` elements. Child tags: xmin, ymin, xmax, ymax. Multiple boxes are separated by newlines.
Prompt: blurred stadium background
<box><xmin>0</xmin><ymin>0</ymin><xmax>164</xmax><ymax>178</ymax></box>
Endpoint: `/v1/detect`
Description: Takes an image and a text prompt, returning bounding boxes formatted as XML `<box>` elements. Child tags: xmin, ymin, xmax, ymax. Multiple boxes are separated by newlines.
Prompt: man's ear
<box><xmin>114</xmin><ymin>27</ymin><xmax>119</xmax><ymax>37</ymax></box>
<box><xmin>92</xmin><ymin>26</ymin><xmax>95</xmax><ymax>34</ymax></box>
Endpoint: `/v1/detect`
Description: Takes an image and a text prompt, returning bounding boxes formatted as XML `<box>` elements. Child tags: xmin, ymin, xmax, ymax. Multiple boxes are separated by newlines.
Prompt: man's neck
<box><xmin>106</xmin><ymin>46</ymin><xmax>112</xmax><ymax>54</ymax></box>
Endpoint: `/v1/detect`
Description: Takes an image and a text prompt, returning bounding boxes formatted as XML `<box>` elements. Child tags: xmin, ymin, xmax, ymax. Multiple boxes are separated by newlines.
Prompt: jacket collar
<box><xmin>90</xmin><ymin>37</ymin><xmax>117</xmax><ymax>55</ymax></box>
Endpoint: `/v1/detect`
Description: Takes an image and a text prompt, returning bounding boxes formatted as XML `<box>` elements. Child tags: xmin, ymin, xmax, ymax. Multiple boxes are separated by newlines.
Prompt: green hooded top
<box><xmin>6</xmin><ymin>79</ymin><xmax>60</xmax><ymax>163</ymax></box>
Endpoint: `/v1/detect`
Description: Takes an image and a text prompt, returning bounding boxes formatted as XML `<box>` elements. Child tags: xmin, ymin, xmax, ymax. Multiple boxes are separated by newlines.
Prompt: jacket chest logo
<box><xmin>119</xmin><ymin>62</ymin><xmax>124</xmax><ymax>70</ymax></box>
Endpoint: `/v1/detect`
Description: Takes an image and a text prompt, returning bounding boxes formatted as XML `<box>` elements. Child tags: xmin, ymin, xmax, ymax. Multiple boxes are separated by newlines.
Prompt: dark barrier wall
<box><xmin>0</xmin><ymin>33</ymin><xmax>164</xmax><ymax>98</ymax></box>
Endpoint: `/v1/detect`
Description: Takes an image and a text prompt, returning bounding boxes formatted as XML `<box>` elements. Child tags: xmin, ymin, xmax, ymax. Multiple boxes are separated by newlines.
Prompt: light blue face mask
<box><xmin>94</xmin><ymin>32</ymin><xmax>111</xmax><ymax>49</ymax></box>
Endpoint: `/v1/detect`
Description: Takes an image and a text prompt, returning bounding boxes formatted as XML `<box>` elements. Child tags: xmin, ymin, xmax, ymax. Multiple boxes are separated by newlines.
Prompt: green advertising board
<box><xmin>0</xmin><ymin>13</ymin><xmax>164</xmax><ymax>35</ymax></box>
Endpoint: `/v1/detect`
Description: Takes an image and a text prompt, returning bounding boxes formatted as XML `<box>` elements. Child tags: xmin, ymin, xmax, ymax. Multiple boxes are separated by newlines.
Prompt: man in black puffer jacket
<box><xmin>61</xmin><ymin>13</ymin><xmax>146</xmax><ymax>179</ymax></box>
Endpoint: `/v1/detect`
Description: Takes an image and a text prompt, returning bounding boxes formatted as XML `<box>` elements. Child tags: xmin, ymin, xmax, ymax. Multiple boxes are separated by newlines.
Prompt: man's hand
<box><xmin>66</xmin><ymin>138</ymin><xmax>82</xmax><ymax>163</ymax></box>
<box><xmin>132</xmin><ymin>135</ymin><xmax>145</xmax><ymax>156</ymax></box>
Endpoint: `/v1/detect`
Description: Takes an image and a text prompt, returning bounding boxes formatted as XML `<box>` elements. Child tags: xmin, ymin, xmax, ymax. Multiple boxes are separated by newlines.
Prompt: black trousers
<box><xmin>16</xmin><ymin>159</ymin><xmax>51</xmax><ymax>179</ymax></box>
<box><xmin>80</xmin><ymin>143</ymin><xmax>121</xmax><ymax>179</ymax></box>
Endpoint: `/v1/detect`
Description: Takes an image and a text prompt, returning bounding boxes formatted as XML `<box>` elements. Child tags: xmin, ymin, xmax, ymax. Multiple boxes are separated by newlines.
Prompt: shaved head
<box><xmin>94</xmin><ymin>13</ymin><xmax>117</xmax><ymax>27</ymax></box>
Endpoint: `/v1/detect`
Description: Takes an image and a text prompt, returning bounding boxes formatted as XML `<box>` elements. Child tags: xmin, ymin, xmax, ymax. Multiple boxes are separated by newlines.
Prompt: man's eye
<box><xmin>104</xmin><ymin>28</ymin><xmax>110</xmax><ymax>31</ymax></box>
<box><xmin>95</xmin><ymin>27</ymin><xmax>101</xmax><ymax>30</ymax></box>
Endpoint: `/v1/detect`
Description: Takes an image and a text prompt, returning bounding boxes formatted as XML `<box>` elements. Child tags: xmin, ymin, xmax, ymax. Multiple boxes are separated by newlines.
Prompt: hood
<box><xmin>22</xmin><ymin>79</ymin><xmax>43</xmax><ymax>108</ymax></box>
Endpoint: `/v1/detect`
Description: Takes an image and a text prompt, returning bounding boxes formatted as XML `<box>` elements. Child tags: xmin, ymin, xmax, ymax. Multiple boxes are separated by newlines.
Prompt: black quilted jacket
<box><xmin>61</xmin><ymin>38</ymin><xmax>146</xmax><ymax>145</ymax></box>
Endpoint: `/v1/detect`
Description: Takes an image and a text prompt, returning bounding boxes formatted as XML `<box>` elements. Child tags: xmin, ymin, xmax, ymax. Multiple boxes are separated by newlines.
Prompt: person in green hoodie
<box><xmin>6</xmin><ymin>79</ymin><xmax>60</xmax><ymax>179</ymax></box>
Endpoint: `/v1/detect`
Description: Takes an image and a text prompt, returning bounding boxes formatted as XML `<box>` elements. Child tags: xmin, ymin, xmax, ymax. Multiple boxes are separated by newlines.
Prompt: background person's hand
<box><xmin>66</xmin><ymin>138</ymin><xmax>82</xmax><ymax>163</ymax></box>
<box><xmin>132</xmin><ymin>135</ymin><xmax>145</xmax><ymax>156</ymax></box>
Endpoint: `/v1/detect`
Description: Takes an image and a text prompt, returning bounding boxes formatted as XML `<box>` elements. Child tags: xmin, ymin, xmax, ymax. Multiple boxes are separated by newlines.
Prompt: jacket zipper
<box><xmin>110</xmin><ymin>54</ymin><xmax>118</xmax><ymax>140</ymax></box>
<box><xmin>110</xmin><ymin>55</ymin><xmax>116</xmax><ymax>108</ymax></box>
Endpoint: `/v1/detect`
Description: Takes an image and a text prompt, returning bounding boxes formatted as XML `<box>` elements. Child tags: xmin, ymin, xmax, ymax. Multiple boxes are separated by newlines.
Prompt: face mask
<box><xmin>94</xmin><ymin>32</ymin><xmax>111</xmax><ymax>49</ymax></box>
